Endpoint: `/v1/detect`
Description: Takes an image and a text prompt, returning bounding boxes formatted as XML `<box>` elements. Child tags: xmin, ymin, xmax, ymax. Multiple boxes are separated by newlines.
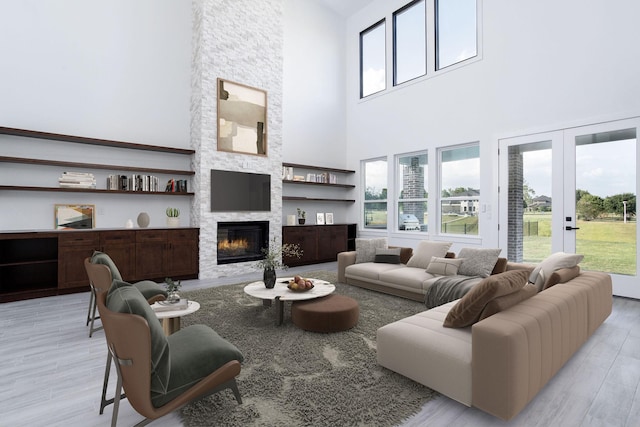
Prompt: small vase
<box><xmin>263</xmin><ymin>267</ymin><xmax>276</xmax><ymax>289</ymax></box>
<box><xmin>298</xmin><ymin>218</ymin><xmax>306</xmax><ymax>225</ymax></box>
<box><xmin>167</xmin><ymin>217</ymin><xmax>180</xmax><ymax>228</ymax></box>
<box><xmin>137</xmin><ymin>212</ymin><xmax>150</xmax><ymax>228</ymax></box>
<box><xmin>167</xmin><ymin>291</ymin><xmax>180</xmax><ymax>303</ymax></box>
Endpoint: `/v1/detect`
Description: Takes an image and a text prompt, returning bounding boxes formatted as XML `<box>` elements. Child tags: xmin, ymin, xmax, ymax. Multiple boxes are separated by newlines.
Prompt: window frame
<box><xmin>395</xmin><ymin>151</ymin><xmax>428</xmax><ymax>233</ymax></box>
<box><xmin>435</xmin><ymin>0</ymin><xmax>478</xmax><ymax>71</ymax></box>
<box><xmin>438</xmin><ymin>142</ymin><xmax>481</xmax><ymax>236</ymax></box>
<box><xmin>362</xmin><ymin>157</ymin><xmax>389</xmax><ymax>230</ymax></box>
<box><xmin>393</xmin><ymin>0</ymin><xmax>427</xmax><ymax>87</ymax></box>
<box><xmin>360</xmin><ymin>19</ymin><xmax>387</xmax><ymax>99</ymax></box>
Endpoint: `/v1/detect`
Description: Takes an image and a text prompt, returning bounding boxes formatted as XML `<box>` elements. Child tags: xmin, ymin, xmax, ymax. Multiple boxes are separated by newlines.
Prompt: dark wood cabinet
<box><xmin>0</xmin><ymin>228</ymin><xmax>199</xmax><ymax>302</ymax></box>
<box><xmin>282</xmin><ymin>224</ymin><xmax>355</xmax><ymax>267</ymax></box>
<box><xmin>58</xmin><ymin>232</ymin><xmax>100</xmax><ymax>289</ymax></box>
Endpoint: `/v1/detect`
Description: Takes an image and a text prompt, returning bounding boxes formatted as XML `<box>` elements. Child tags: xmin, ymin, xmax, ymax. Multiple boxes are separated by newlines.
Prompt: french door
<box><xmin>499</xmin><ymin>117</ymin><xmax>640</xmax><ymax>298</ymax></box>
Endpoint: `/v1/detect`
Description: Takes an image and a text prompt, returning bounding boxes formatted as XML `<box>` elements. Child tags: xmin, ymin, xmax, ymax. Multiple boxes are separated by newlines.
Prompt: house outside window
<box><xmin>396</xmin><ymin>153</ymin><xmax>427</xmax><ymax>231</ymax></box>
<box><xmin>363</xmin><ymin>158</ymin><xmax>388</xmax><ymax>229</ymax></box>
<box><xmin>360</xmin><ymin>20</ymin><xmax>386</xmax><ymax>98</ymax></box>
<box><xmin>439</xmin><ymin>144</ymin><xmax>480</xmax><ymax>235</ymax></box>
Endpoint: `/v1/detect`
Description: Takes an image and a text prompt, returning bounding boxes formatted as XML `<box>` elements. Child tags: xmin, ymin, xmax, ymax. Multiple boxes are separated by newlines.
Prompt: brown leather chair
<box><xmin>84</xmin><ymin>258</ymin><xmax>243</xmax><ymax>426</ymax></box>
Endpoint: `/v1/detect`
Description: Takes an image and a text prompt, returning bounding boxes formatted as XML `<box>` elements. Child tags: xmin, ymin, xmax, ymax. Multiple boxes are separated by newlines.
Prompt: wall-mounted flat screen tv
<box><xmin>211</xmin><ymin>169</ymin><xmax>271</xmax><ymax>212</ymax></box>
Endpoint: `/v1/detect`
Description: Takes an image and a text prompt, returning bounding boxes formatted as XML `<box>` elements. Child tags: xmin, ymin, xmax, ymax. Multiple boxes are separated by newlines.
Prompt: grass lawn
<box><xmin>523</xmin><ymin>213</ymin><xmax>636</xmax><ymax>275</ymax></box>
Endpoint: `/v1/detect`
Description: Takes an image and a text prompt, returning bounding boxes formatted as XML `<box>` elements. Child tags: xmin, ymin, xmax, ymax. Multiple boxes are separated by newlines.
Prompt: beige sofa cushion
<box><xmin>345</xmin><ymin>262</ymin><xmax>404</xmax><ymax>281</ymax></box>
<box><xmin>426</xmin><ymin>256</ymin><xmax>463</xmax><ymax>276</ymax></box>
<box><xmin>444</xmin><ymin>270</ymin><xmax>529</xmax><ymax>328</ymax></box>
<box><xmin>406</xmin><ymin>241</ymin><xmax>452</xmax><ymax>269</ymax></box>
<box><xmin>379</xmin><ymin>267</ymin><xmax>436</xmax><ymax>291</ymax></box>
<box><xmin>377</xmin><ymin>301</ymin><xmax>473</xmax><ymax>406</ymax></box>
<box><xmin>528</xmin><ymin>252</ymin><xmax>584</xmax><ymax>291</ymax></box>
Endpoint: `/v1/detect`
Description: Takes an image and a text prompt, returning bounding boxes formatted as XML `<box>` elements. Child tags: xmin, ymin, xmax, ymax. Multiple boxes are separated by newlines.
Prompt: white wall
<box><xmin>282</xmin><ymin>0</ymin><xmax>353</xmax><ymax>225</ymax></box>
<box><xmin>345</xmin><ymin>0</ymin><xmax>640</xmax><ymax>251</ymax></box>
<box><xmin>0</xmin><ymin>0</ymin><xmax>192</xmax><ymax>230</ymax></box>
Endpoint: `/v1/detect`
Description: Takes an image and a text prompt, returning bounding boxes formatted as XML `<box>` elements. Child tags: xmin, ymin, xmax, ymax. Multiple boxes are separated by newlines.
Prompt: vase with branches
<box><xmin>256</xmin><ymin>237</ymin><xmax>303</xmax><ymax>288</ymax></box>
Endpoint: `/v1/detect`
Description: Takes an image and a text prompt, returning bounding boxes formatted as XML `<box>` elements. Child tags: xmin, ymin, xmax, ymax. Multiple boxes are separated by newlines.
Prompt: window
<box><xmin>360</xmin><ymin>20</ymin><xmax>386</xmax><ymax>98</ymax></box>
<box><xmin>397</xmin><ymin>153</ymin><xmax>427</xmax><ymax>232</ymax></box>
<box><xmin>436</xmin><ymin>0</ymin><xmax>477</xmax><ymax>70</ymax></box>
<box><xmin>439</xmin><ymin>144</ymin><xmax>480</xmax><ymax>235</ymax></box>
<box><xmin>363</xmin><ymin>158</ymin><xmax>388</xmax><ymax>229</ymax></box>
<box><xmin>393</xmin><ymin>0</ymin><xmax>426</xmax><ymax>85</ymax></box>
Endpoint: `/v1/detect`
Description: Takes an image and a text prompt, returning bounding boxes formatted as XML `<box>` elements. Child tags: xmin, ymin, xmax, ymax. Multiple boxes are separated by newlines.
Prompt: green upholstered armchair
<box><xmin>84</xmin><ymin>259</ymin><xmax>243</xmax><ymax>427</ymax></box>
<box><xmin>86</xmin><ymin>251</ymin><xmax>168</xmax><ymax>337</ymax></box>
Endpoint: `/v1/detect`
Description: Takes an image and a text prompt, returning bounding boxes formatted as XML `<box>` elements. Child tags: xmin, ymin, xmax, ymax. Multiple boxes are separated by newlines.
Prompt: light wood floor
<box><xmin>1</xmin><ymin>263</ymin><xmax>639</xmax><ymax>427</ymax></box>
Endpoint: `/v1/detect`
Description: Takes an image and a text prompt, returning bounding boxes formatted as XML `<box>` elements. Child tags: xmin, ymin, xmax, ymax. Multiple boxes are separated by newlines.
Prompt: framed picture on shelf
<box><xmin>316</xmin><ymin>212</ymin><xmax>325</xmax><ymax>225</ymax></box>
<box><xmin>325</xmin><ymin>212</ymin><xmax>334</xmax><ymax>224</ymax></box>
<box><xmin>54</xmin><ymin>204</ymin><xmax>95</xmax><ymax>230</ymax></box>
<box><xmin>217</xmin><ymin>78</ymin><xmax>267</xmax><ymax>156</ymax></box>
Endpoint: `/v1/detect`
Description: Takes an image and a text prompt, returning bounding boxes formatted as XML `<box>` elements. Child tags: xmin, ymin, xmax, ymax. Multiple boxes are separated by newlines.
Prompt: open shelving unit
<box><xmin>0</xmin><ymin>126</ymin><xmax>195</xmax><ymax>195</ymax></box>
<box><xmin>282</xmin><ymin>162</ymin><xmax>355</xmax><ymax>203</ymax></box>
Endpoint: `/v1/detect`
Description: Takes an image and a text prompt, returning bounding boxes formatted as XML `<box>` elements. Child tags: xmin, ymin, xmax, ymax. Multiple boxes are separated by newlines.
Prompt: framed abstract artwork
<box><xmin>217</xmin><ymin>78</ymin><xmax>268</xmax><ymax>156</ymax></box>
<box><xmin>316</xmin><ymin>212</ymin><xmax>325</xmax><ymax>225</ymax></box>
<box><xmin>54</xmin><ymin>204</ymin><xmax>95</xmax><ymax>230</ymax></box>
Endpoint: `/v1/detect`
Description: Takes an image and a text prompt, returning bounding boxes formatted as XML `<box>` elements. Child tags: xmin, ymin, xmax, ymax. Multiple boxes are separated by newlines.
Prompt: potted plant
<box><xmin>164</xmin><ymin>277</ymin><xmax>182</xmax><ymax>302</ymax></box>
<box><xmin>166</xmin><ymin>207</ymin><xmax>180</xmax><ymax>228</ymax></box>
<box><xmin>256</xmin><ymin>237</ymin><xmax>303</xmax><ymax>288</ymax></box>
<box><xmin>297</xmin><ymin>208</ymin><xmax>306</xmax><ymax>225</ymax></box>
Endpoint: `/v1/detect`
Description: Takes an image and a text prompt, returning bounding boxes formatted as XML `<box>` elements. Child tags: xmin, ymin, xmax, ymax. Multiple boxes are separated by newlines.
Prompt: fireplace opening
<box><xmin>217</xmin><ymin>221</ymin><xmax>269</xmax><ymax>265</ymax></box>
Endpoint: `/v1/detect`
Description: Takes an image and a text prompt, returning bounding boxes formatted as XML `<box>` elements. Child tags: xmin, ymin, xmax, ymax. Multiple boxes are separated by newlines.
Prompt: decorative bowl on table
<box><xmin>287</xmin><ymin>276</ymin><xmax>314</xmax><ymax>292</ymax></box>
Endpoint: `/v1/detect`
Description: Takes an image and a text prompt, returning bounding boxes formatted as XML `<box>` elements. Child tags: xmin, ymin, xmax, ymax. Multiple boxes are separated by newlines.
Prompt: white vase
<box><xmin>167</xmin><ymin>217</ymin><xmax>180</xmax><ymax>228</ymax></box>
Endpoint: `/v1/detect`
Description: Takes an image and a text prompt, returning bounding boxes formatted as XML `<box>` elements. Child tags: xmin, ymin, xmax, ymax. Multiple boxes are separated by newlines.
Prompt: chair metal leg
<box><xmin>86</xmin><ymin>289</ymin><xmax>94</xmax><ymax>326</ymax></box>
<box><xmin>88</xmin><ymin>285</ymin><xmax>103</xmax><ymax>337</ymax></box>
<box><xmin>108</xmin><ymin>345</ymin><xmax>133</xmax><ymax>427</ymax></box>
<box><xmin>100</xmin><ymin>350</ymin><xmax>126</xmax><ymax>415</ymax></box>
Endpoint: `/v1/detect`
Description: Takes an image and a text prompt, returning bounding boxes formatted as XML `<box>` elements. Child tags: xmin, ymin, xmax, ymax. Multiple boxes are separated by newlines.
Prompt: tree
<box><xmin>365</xmin><ymin>186</ymin><xmax>387</xmax><ymax>200</ymax></box>
<box><xmin>522</xmin><ymin>180</ymin><xmax>536</xmax><ymax>210</ymax></box>
<box><xmin>604</xmin><ymin>193</ymin><xmax>636</xmax><ymax>218</ymax></box>
<box><xmin>576</xmin><ymin>194</ymin><xmax>605</xmax><ymax>220</ymax></box>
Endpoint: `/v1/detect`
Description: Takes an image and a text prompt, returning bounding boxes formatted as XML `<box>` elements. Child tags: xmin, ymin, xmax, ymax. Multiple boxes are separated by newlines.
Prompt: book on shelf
<box><xmin>165</xmin><ymin>179</ymin><xmax>188</xmax><ymax>192</ymax></box>
<box><xmin>59</xmin><ymin>171</ymin><xmax>96</xmax><ymax>188</ymax></box>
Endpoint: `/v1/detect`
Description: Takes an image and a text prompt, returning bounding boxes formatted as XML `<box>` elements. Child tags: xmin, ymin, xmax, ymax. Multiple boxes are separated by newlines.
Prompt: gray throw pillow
<box><xmin>457</xmin><ymin>248</ymin><xmax>502</xmax><ymax>278</ymax></box>
<box><xmin>355</xmin><ymin>238</ymin><xmax>388</xmax><ymax>263</ymax></box>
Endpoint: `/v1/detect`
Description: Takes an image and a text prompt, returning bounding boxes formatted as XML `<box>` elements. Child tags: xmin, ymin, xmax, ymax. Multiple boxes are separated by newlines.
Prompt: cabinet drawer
<box><xmin>136</xmin><ymin>230</ymin><xmax>168</xmax><ymax>243</ymax></box>
<box><xmin>100</xmin><ymin>230</ymin><xmax>134</xmax><ymax>245</ymax></box>
<box><xmin>58</xmin><ymin>232</ymin><xmax>100</xmax><ymax>246</ymax></box>
<box><xmin>167</xmin><ymin>228</ymin><xmax>198</xmax><ymax>241</ymax></box>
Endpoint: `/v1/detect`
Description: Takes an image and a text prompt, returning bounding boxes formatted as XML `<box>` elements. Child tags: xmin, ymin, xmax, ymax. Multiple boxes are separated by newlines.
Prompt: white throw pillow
<box><xmin>406</xmin><ymin>241</ymin><xmax>452</xmax><ymax>269</ymax></box>
<box><xmin>529</xmin><ymin>252</ymin><xmax>584</xmax><ymax>291</ymax></box>
<box><xmin>355</xmin><ymin>238</ymin><xmax>388</xmax><ymax>263</ymax></box>
<box><xmin>457</xmin><ymin>248</ymin><xmax>502</xmax><ymax>278</ymax></box>
<box><xmin>425</xmin><ymin>256</ymin><xmax>463</xmax><ymax>276</ymax></box>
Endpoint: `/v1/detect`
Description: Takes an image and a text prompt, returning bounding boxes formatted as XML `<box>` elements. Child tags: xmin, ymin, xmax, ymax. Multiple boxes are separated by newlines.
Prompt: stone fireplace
<box><xmin>217</xmin><ymin>221</ymin><xmax>269</xmax><ymax>265</ymax></box>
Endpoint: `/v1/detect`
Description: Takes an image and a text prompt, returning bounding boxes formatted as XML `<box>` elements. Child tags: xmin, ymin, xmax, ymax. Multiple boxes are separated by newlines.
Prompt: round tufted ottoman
<box><xmin>291</xmin><ymin>294</ymin><xmax>359</xmax><ymax>333</ymax></box>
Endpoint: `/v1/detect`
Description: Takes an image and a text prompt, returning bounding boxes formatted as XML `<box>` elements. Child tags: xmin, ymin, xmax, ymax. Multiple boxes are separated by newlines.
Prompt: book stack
<box><xmin>165</xmin><ymin>179</ymin><xmax>188</xmax><ymax>192</ymax></box>
<box><xmin>107</xmin><ymin>174</ymin><xmax>161</xmax><ymax>192</ymax></box>
<box><xmin>59</xmin><ymin>172</ymin><xmax>96</xmax><ymax>189</ymax></box>
<box><xmin>152</xmin><ymin>299</ymin><xmax>189</xmax><ymax>312</ymax></box>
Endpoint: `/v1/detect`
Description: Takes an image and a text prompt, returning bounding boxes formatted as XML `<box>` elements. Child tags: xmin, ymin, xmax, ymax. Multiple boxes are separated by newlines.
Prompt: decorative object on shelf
<box><xmin>54</xmin><ymin>204</ymin><xmax>95</xmax><ymax>230</ymax></box>
<box><xmin>325</xmin><ymin>212</ymin><xmax>334</xmax><ymax>225</ymax></box>
<box><xmin>287</xmin><ymin>214</ymin><xmax>297</xmax><ymax>226</ymax></box>
<box><xmin>297</xmin><ymin>208</ymin><xmax>306</xmax><ymax>225</ymax></box>
<box><xmin>316</xmin><ymin>212</ymin><xmax>325</xmax><ymax>225</ymax></box>
<box><xmin>137</xmin><ymin>212</ymin><xmax>150</xmax><ymax>228</ymax></box>
<box><xmin>125</xmin><ymin>219</ymin><xmax>134</xmax><ymax>229</ymax></box>
<box><xmin>256</xmin><ymin>237</ymin><xmax>303</xmax><ymax>289</ymax></box>
<box><xmin>164</xmin><ymin>277</ymin><xmax>182</xmax><ymax>303</ymax></box>
<box><xmin>166</xmin><ymin>207</ymin><xmax>180</xmax><ymax>228</ymax></box>
<box><xmin>217</xmin><ymin>78</ymin><xmax>267</xmax><ymax>156</ymax></box>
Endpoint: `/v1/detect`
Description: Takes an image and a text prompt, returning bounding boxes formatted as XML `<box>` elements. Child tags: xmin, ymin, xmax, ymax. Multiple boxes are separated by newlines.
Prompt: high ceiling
<box><xmin>316</xmin><ymin>0</ymin><xmax>374</xmax><ymax>17</ymax></box>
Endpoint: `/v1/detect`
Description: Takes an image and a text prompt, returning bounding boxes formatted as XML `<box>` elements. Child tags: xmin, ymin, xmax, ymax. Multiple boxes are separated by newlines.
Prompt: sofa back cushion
<box><xmin>478</xmin><ymin>283</ymin><xmax>537</xmax><ymax>321</ymax></box>
<box><xmin>443</xmin><ymin>270</ymin><xmax>529</xmax><ymax>328</ymax></box>
<box><xmin>355</xmin><ymin>238</ymin><xmax>388</xmax><ymax>263</ymax></box>
<box><xmin>374</xmin><ymin>248</ymin><xmax>402</xmax><ymax>264</ymax></box>
<box><xmin>457</xmin><ymin>248</ymin><xmax>502</xmax><ymax>278</ymax></box>
<box><xmin>529</xmin><ymin>252</ymin><xmax>584</xmax><ymax>291</ymax></box>
<box><xmin>406</xmin><ymin>241</ymin><xmax>453</xmax><ymax>269</ymax></box>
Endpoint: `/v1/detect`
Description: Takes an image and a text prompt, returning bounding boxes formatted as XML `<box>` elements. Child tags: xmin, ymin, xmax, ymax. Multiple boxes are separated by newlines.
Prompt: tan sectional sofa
<box><xmin>376</xmin><ymin>269</ymin><xmax>613</xmax><ymax>420</ymax></box>
<box><xmin>337</xmin><ymin>247</ymin><xmax>506</xmax><ymax>302</ymax></box>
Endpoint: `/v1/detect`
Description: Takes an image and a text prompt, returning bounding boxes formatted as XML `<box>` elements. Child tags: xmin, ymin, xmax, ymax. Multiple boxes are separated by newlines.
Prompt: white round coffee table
<box><xmin>151</xmin><ymin>300</ymin><xmax>200</xmax><ymax>335</ymax></box>
<box><xmin>244</xmin><ymin>277</ymin><xmax>335</xmax><ymax>325</ymax></box>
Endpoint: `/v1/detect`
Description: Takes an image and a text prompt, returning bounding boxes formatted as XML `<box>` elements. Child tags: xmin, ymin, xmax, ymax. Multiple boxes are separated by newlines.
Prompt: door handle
<box><xmin>565</xmin><ymin>226</ymin><xmax>580</xmax><ymax>231</ymax></box>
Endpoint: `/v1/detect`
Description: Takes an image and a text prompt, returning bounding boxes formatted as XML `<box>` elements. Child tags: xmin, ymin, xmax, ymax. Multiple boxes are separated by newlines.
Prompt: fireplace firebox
<box><xmin>217</xmin><ymin>221</ymin><xmax>269</xmax><ymax>265</ymax></box>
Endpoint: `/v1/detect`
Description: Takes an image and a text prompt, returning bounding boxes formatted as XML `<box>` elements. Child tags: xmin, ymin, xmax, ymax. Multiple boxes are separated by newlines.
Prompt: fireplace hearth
<box><xmin>217</xmin><ymin>221</ymin><xmax>268</xmax><ymax>264</ymax></box>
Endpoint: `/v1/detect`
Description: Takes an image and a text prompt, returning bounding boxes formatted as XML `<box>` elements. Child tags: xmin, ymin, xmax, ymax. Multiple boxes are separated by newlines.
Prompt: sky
<box><xmin>524</xmin><ymin>138</ymin><xmax>636</xmax><ymax>199</ymax></box>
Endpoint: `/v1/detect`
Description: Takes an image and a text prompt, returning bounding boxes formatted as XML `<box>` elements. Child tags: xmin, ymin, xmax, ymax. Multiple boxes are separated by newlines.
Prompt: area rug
<box><xmin>179</xmin><ymin>271</ymin><xmax>437</xmax><ymax>426</ymax></box>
